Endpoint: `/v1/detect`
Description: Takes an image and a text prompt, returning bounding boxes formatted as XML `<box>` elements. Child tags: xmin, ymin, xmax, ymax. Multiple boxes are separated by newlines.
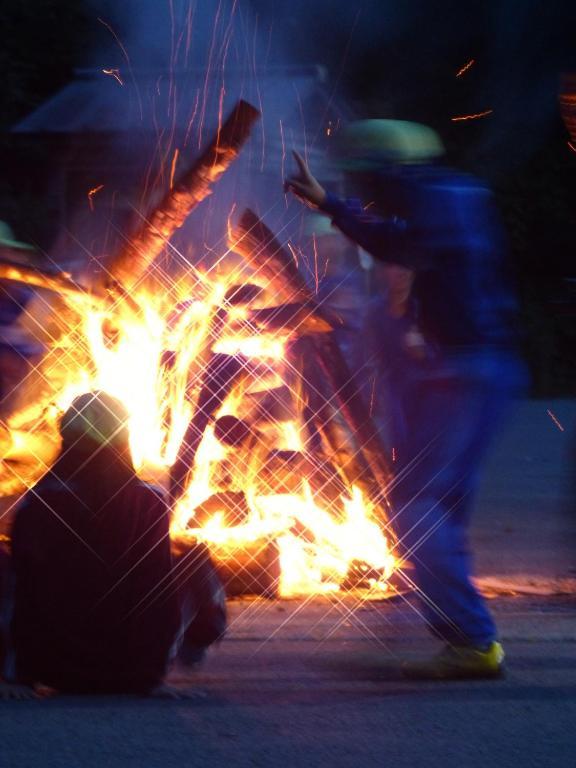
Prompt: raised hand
<box><xmin>284</xmin><ymin>151</ymin><xmax>327</xmax><ymax>208</ymax></box>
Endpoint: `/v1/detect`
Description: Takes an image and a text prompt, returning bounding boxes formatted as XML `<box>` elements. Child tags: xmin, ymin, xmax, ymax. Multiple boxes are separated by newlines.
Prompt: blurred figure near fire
<box><xmin>361</xmin><ymin>260</ymin><xmax>417</xmax><ymax>461</ymax></box>
<box><xmin>0</xmin><ymin>392</ymin><xmax>225</xmax><ymax>699</ymax></box>
<box><xmin>287</xmin><ymin>120</ymin><xmax>526</xmax><ymax>680</ymax></box>
<box><xmin>0</xmin><ymin>222</ymin><xmax>45</xmax><ymax>423</ymax></box>
<box><xmin>302</xmin><ymin>213</ymin><xmax>372</xmax><ymax>373</ymax></box>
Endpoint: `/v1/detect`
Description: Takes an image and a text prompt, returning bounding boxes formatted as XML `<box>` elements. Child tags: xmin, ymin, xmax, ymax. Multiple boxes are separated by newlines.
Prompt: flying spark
<box><xmin>169</xmin><ymin>149</ymin><xmax>180</xmax><ymax>190</ymax></box>
<box><xmin>102</xmin><ymin>68</ymin><xmax>124</xmax><ymax>86</ymax></box>
<box><xmin>456</xmin><ymin>59</ymin><xmax>475</xmax><ymax>77</ymax></box>
<box><xmin>87</xmin><ymin>185</ymin><xmax>105</xmax><ymax>211</ymax></box>
<box><xmin>546</xmin><ymin>409</ymin><xmax>565</xmax><ymax>432</ymax></box>
<box><xmin>451</xmin><ymin>109</ymin><xmax>493</xmax><ymax>122</ymax></box>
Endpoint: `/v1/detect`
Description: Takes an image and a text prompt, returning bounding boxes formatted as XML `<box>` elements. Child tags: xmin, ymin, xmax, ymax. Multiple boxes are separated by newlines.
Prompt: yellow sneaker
<box><xmin>402</xmin><ymin>642</ymin><xmax>505</xmax><ymax>680</ymax></box>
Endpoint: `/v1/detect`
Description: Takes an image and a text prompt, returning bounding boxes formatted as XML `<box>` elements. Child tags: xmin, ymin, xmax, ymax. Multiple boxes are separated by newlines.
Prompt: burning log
<box><xmin>258</xmin><ymin>449</ymin><xmax>346</xmax><ymax>506</ymax></box>
<box><xmin>169</xmin><ymin>353</ymin><xmax>249</xmax><ymax>501</ymax></box>
<box><xmin>0</xmin><ymin>261</ymin><xmax>98</xmax><ymax>304</ymax></box>
<box><xmin>294</xmin><ymin>336</ymin><xmax>374</xmax><ymax>488</ymax></box>
<box><xmin>210</xmin><ymin>538</ymin><xmax>280</xmax><ymax>598</ymax></box>
<box><xmin>191</xmin><ymin>490</ymin><xmax>250</xmax><ymax>527</ymax></box>
<box><xmin>223</xmin><ymin>283</ymin><xmax>265</xmax><ymax>307</ymax></box>
<box><xmin>313</xmin><ymin>333</ymin><xmax>392</xmax><ymax>495</ymax></box>
<box><xmin>228</xmin><ymin>209</ymin><xmax>311</xmax><ymax>304</ymax></box>
<box><xmin>104</xmin><ymin>100</ymin><xmax>260</xmax><ymax>289</ymax></box>
<box><xmin>242</xmin><ymin>385</ymin><xmax>296</xmax><ymax>426</ymax></box>
<box><xmin>213</xmin><ymin>415</ymin><xmax>253</xmax><ymax>447</ymax></box>
<box><xmin>171</xmin><ymin>532</ymin><xmax>280</xmax><ymax>598</ymax></box>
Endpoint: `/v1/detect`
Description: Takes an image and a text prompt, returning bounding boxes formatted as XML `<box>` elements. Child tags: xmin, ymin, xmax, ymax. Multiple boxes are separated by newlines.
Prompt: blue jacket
<box><xmin>321</xmin><ymin>166</ymin><xmax>519</xmax><ymax>351</ymax></box>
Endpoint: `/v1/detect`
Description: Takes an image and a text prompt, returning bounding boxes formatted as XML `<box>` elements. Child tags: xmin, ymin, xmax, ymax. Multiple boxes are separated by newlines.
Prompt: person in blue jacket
<box><xmin>286</xmin><ymin>121</ymin><xmax>526</xmax><ymax>679</ymax></box>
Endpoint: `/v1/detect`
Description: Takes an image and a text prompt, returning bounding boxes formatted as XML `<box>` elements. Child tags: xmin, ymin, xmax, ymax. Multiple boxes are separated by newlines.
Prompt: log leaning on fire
<box><xmin>229</xmin><ymin>209</ymin><xmax>393</xmax><ymax>502</ymax></box>
<box><xmin>0</xmin><ymin>262</ymin><xmax>99</xmax><ymax>304</ymax></box>
<box><xmin>169</xmin><ymin>353</ymin><xmax>249</xmax><ymax>502</ymax></box>
<box><xmin>248</xmin><ymin>304</ymin><xmax>333</xmax><ymax>334</ymax></box>
<box><xmin>105</xmin><ymin>100</ymin><xmax>261</xmax><ymax>289</ymax></box>
<box><xmin>229</xmin><ymin>209</ymin><xmax>311</xmax><ymax>304</ymax></box>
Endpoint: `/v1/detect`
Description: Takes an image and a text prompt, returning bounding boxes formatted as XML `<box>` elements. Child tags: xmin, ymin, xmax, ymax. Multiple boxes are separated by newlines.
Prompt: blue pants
<box><xmin>388</xmin><ymin>350</ymin><xmax>526</xmax><ymax>647</ymax></box>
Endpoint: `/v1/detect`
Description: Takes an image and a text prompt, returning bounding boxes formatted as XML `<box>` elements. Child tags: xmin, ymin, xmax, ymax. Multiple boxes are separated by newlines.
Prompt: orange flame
<box><xmin>2</xmin><ymin>264</ymin><xmax>396</xmax><ymax>597</ymax></box>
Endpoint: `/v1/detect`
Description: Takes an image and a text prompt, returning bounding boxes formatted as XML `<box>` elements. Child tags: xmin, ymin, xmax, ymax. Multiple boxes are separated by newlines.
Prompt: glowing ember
<box><xmin>169</xmin><ymin>149</ymin><xmax>180</xmax><ymax>190</ymax></box>
<box><xmin>87</xmin><ymin>185</ymin><xmax>105</xmax><ymax>211</ymax></box>
<box><xmin>455</xmin><ymin>58</ymin><xmax>475</xmax><ymax>78</ymax></box>
<box><xmin>546</xmin><ymin>409</ymin><xmax>565</xmax><ymax>432</ymax></box>
<box><xmin>102</xmin><ymin>68</ymin><xmax>124</xmax><ymax>86</ymax></box>
<box><xmin>451</xmin><ymin>109</ymin><xmax>493</xmax><ymax>122</ymax></box>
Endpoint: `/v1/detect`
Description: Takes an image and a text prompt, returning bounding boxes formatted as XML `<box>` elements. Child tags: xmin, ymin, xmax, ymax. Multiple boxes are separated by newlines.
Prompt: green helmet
<box><xmin>332</xmin><ymin>119</ymin><xmax>445</xmax><ymax>170</ymax></box>
<box><xmin>0</xmin><ymin>221</ymin><xmax>36</xmax><ymax>251</ymax></box>
<box><xmin>60</xmin><ymin>391</ymin><xmax>130</xmax><ymax>451</ymax></box>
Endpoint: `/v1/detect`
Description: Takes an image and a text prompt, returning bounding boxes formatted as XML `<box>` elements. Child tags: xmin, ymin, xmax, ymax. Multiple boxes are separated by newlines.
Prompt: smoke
<box><xmin>42</xmin><ymin>0</ymin><xmax>334</xmax><ymax>266</ymax></box>
<box><xmin>18</xmin><ymin>0</ymin><xmax>575</xmax><ymax>265</ymax></box>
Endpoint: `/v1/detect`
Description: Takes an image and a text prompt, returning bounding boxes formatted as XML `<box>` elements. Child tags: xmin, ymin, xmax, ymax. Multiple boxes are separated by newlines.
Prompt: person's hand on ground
<box><xmin>285</xmin><ymin>151</ymin><xmax>327</xmax><ymax>208</ymax></box>
<box><xmin>0</xmin><ymin>680</ymin><xmax>39</xmax><ymax>701</ymax></box>
<box><xmin>33</xmin><ymin>683</ymin><xmax>58</xmax><ymax>698</ymax></box>
<box><xmin>148</xmin><ymin>682</ymin><xmax>208</xmax><ymax>700</ymax></box>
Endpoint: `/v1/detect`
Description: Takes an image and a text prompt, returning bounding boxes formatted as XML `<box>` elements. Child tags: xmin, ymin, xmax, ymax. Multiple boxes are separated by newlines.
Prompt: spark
<box><xmin>87</xmin><ymin>185</ymin><xmax>105</xmax><ymax>212</ymax></box>
<box><xmin>451</xmin><ymin>109</ymin><xmax>493</xmax><ymax>122</ymax></box>
<box><xmin>293</xmin><ymin>82</ymin><xmax>308</xmax><ymax>160</ymax></box>
<box><xmin>279</xmin><ymin>119</ymin><xmax>287</xmax><ymax>205</ymax></box>
<box><xmin>98</xmin><ymin>18</ymin><xmax>130</xmax><ymax>65</ymax></box>
<box><xmin>169</xmin><ymin>149</ymin><xmax>180</xmax><ymax>190</ymax></box>
<box><xmin>546</xmin><ymin>409</ymin><xmax>565</xmax><ymax>432</ymax></box>
<box><xmin>312</xmin><ymin>234</ymin><xmax>321</xmax><ymax>296</ymax></box>
<box><xmin>456</xmin><ymin>59</ymin><xmax>475</xmax><ymax>78</ymax></box>
<box><xmin>326</xmin><ymin>121</ymin><xmax>333</xmax><ymax>137</ymax></box>
<box><xmin>287</xmin><ymin>242</ymin><xmax>299</xmax><ymax>270</ymax></box>
<box><xmin>102</xmin><ymin>68</ymin><xmax>124</xmax><ymax>86</ymax></box>
<box><xmin>568</xmin><ymin>141</ymin><xmax>576</xmax><ymax>153</ymax></box>
<box><xmin>369</xmin><ymin>375</ymin><xmax>376</xmax><ymax>417</ymax></box>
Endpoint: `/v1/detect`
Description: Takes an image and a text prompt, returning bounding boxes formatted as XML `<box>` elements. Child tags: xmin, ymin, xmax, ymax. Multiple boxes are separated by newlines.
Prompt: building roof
<box><xmin>13</xmin><ymin>67</ymin><xmax>351</xmax><ymax>175</ymax></box>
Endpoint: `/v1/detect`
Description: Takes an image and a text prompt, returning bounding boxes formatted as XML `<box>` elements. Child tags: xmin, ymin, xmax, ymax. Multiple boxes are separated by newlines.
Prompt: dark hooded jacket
<box><xmin>10</xmin><ymin>442</ymin><xmax>179</xmax><ymax>693</ymax></box>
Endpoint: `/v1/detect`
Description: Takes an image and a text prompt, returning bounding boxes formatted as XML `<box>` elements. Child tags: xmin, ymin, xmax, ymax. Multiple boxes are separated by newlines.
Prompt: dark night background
<box><xmin>1</xmin><ymin>0</ymin><xmax>576</xmax><ymax>394</ymax></box>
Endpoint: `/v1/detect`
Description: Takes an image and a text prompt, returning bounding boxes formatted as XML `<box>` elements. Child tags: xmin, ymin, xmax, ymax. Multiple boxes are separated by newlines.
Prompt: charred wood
<box><xmin>105</xmin><ymin>100</ymin><xmax>260</xmax><ymax>289</ymax></box>
<box><xmin>169</xmin><ymin>353</ymin><xmax>248</xmax><ymax>502</ymax></box>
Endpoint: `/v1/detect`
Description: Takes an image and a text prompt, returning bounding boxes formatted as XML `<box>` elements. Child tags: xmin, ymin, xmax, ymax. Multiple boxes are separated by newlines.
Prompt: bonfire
<box><xmin>0</xmin><ymin>101</ymin><xmax>396</xmax><ymax>598</ymax></box>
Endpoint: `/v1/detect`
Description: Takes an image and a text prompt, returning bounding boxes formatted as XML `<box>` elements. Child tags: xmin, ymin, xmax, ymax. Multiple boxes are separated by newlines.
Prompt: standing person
<box><xmin>0</xmin><ymin>391</ymin><xmax>225</xmax><ymax>698</ymax></box>
<box><xmin>286</xmin><ymin>121</ymin><xmax>526</xmax><ymax>680</ymax></box>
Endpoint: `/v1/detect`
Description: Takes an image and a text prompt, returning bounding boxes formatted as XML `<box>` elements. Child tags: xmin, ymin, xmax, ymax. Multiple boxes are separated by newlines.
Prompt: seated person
<box><xmin>0</xmin><ymin>391</ymin><xmax>225</xmax><ymax>698</ymax></box>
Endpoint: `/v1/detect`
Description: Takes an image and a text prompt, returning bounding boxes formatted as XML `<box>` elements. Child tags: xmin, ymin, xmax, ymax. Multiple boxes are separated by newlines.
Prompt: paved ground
<box><xmin>1</xmin><ymin>398</ymin><xmax>575</xmax><ymax>768</ymax></box>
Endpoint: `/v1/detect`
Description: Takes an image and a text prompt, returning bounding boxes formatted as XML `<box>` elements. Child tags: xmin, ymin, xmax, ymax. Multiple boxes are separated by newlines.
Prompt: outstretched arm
<box><xmin>285</xmin><ymin>151</ymin><xmax>412</xmax><ymax>267</ymax></box>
